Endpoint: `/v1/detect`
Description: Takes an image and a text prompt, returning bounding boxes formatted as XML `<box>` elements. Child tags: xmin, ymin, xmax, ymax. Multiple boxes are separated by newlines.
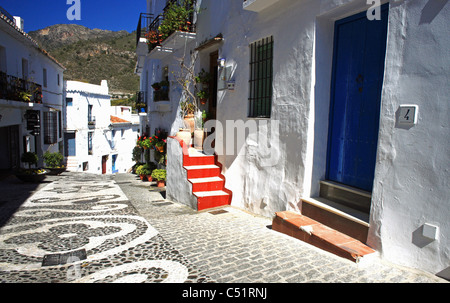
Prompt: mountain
<box><xmin>29</xmin><ymin>24</ymin><xmax>139</xmax><ymax>95</ymax></box>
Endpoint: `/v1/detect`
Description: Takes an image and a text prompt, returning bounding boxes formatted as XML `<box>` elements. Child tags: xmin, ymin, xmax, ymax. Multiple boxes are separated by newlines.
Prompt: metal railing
<box><xmin>0</xmin><ymin>71</ymin><xmax>43</xmax><ymax>103</ymax></box>
<box><xmin>136</xmin><ymin>13</ymin><xmax>154</xmax><ymax>46</ymax></box>
<box><xmin>146</xmin><ymin>0</ymin><xmax>196</xmax><ymax>52</ymax></box>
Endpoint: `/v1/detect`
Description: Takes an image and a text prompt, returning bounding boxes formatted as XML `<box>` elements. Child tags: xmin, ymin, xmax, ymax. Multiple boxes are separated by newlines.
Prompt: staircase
<box><xmin>171</xmin><ymin>137</ymin><xmax>232</xmax><ymax>211</ymax></box>
<box><xmin>273</xmin><ymin>181</ymin><xmax>377</xmax><ymax>263</ymax></box>
<box><xmin>65</xmin><ymin>157</ymin><xmax>78</xmax><ymax>171</ymax></box>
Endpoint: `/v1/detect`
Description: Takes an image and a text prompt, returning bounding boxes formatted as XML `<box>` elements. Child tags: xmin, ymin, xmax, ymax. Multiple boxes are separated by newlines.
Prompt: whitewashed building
<box><xmin>136</xmin><ymin>0</ymin><xmax>449</xmax><ymax>279</ymax></box>
<box><xmin>0</xmin><ymin>7</ymin><xmax>65</xmax><ymax>169</ymax></box>
<box><xmin>64</xmin><ymin>80</ymin><xmax>140</xmax><ymax>174</ymax></box>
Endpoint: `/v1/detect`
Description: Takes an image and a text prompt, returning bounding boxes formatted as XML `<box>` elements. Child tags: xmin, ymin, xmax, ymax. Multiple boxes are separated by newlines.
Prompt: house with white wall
<box><xmin>64</xmin><ymin>80</ymin><xmax>140</xmax><ymax>174</ymax></box>
<box><xmin>0</xmin><ymin>7</ymin><xmax>65</xmax><ymax>170</ymax></box>
<box><xmin>136</xmin><ymin>0</ymin><xmax>449</xmax><ymax>280</ymax></box>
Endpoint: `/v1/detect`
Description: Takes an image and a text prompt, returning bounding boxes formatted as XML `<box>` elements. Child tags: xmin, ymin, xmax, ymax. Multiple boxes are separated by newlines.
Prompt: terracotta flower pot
<box><xmin>157</xmin><ymin>180</ymin><xmax>166</xmax><ymax>188</ymax></box>
<box><xmin>147</xmin><ymin>175</ymin><xmax>153</xmax><ymax>182</ymax></box>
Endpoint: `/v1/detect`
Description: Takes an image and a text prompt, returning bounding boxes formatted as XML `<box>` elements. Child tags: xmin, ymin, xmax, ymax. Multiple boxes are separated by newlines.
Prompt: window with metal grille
<box><xmin>43</xmin><ymin>111</ymin><xmax>57</xmax><ymax>144</ymax></box>
<box><xmin>88</xmin><ymin>132</ymin><xmax>93</xmax><ymax>155</ymax></box>
<box><xmin>248</xmin><ymin>36</ymin><xmax>273</xmax><ymax>118</ymax></box>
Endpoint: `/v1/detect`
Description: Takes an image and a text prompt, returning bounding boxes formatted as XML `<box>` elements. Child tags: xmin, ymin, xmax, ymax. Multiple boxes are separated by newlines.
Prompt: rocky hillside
<box><xmin>29</xmin><ymin>24</ymin><xmax>139</xmax><ymax>95</ymax></box>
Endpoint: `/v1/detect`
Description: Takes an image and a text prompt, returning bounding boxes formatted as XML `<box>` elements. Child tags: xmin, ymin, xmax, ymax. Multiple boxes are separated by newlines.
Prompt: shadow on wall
<box><xmin>419</xmin><ymin>0</ymin><xmax>448</xmax><ymax>24</ymax></box>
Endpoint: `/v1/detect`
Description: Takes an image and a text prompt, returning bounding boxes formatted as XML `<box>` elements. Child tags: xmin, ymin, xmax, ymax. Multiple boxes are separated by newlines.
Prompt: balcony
<box><xmin>0</xmin><ymin>71</ymin><xmax>43</xmax><ymax>104</ymax></box>
<box><xmin>136</xmin><ymin>13</ymin><xmax>154</xmax><ymax>57</ymax></box>
<box><xmin>243</xmin><ymin>0</ymin><xmax>283</xmax><ymax>12</ymax></box>
<box><xmin>146</xmin><ymin>0</ymin><xmax>196</xmax><ymax>58</ymax></box>
<box><xmin>88</xmin><ymin>116</ymin><xmax>96</xmax><ymax>128</ymax></box>
<box><xmin>135</xmin><ymin>91</ymin><xmax>147</xmax><ymax>114</ymax></box>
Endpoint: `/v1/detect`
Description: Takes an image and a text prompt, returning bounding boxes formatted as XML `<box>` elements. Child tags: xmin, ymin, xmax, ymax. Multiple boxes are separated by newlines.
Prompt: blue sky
<box><xmin>0</xmin><ymin>0</ymin><xmax>146</xmax><ymax>33</ymax></box>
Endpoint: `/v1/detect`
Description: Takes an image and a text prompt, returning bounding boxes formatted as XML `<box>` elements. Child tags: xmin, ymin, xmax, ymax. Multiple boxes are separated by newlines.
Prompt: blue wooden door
<box><xmin>327</xmin><ymin>5</ymin><xmax>389</xmax><ymax>192</ymax></box>
<box><xmin>64</xmin><ymin>133</ymin><xmax>76</xmax><ymax>157</ymax></box>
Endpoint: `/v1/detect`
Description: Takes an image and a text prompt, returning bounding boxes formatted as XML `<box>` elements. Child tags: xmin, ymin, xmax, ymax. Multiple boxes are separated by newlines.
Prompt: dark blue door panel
<box><xmin>327</xmin><ymin>5</ymin><xmax>389</xmax><ymax>192</ymax></box>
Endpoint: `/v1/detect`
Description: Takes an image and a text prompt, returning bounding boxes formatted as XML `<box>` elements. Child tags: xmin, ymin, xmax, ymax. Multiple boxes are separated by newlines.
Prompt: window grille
<box><xmin>43</xmin><ymin>111</ymin><xmax>57</xmax><ymax>144</ymax></box>
<box><xmin>248</xmin><ymin>36</ymin><xmax>273</xmax><ymax>118</ymax></box>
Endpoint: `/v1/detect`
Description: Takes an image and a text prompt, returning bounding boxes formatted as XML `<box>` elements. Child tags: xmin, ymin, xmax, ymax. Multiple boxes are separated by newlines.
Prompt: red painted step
<box><xmin>189</xmin><ymin>177</ymin><xmax>224</xmax><ymax>192</ymax></box>
<box><xmin>170</xmin><ymin>136</ymin><xmax>232</xmax><ymax>211</ymax></box>
<box><xmin>185</xmin><ymin>165</ymin><xmax>221</xmax><ymax>179</ymax></box>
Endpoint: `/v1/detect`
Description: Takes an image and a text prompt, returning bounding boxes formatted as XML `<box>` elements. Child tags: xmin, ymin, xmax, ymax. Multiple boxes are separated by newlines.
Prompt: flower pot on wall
<box><xmin>176</xmin><ymin>129</ymin><xmax>192</xmax><ymax>147</ymax></box>
<box><xmin>194</xmin><ymin>129</ymin><xmax>205</xmax><ymax>150</ymax></box>
<box><xmin>183</xmin><ymin>114</ymin><xmax>195</xmax><ymax>133</ymax></box>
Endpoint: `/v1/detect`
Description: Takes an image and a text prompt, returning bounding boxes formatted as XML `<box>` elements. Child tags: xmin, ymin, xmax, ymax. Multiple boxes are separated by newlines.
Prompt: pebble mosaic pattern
<box><xmin>0</xmin><ymin>173</ymin><xmax>213</xmax><ymax>283</ymax></box>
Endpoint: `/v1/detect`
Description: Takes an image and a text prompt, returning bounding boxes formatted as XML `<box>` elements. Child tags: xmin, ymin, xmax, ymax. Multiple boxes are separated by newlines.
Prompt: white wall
<box><xmin>369</xmin><ymin>0</ymin><xmax>450</xmax><ymax>279</ymax></box>
<box><xmin>140</xmin><ymin>0</ymin><xmax>449</xmax><ymax>278</ymax></box>
<box><xmin>194</xmin><ymin>0</ymin><xmax>450</xmax><ymax>278</ymax></box>
<box><xmin>0</xmin><ymin>19</ymin><xmax>64</xmax><ymax>165</ymax></box>
<box><xmin>65</xmin><ymin>81</ymin><xmax>139</xmax><ymax>174</ymax></box>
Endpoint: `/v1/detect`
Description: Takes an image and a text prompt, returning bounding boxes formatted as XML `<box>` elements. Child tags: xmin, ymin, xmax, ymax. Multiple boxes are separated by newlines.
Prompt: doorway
<box><xmin>326</xmin><ymin>5</ymin><xmax>389</xmax><ymax>193</ymax></box>
<box><xmin>102</xmin><ymin>156</ymin><xmax>108</xmax><ymax>174</ymax></box>
<box><xmin>208</xmin><ymin>51</ymin><xmax>218</xmax><ymax>120</ymax></box>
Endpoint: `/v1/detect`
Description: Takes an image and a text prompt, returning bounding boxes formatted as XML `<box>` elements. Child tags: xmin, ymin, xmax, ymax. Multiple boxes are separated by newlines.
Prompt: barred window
<box><xmin>249</xmin><ymin>36</ymin><xmax>273</xmax><ymax>118</ymax></box>
<box><xmin>43</xmin><ymin>111</ymin><xmax>57</xmax><ymax>144</ymax></box>
<box><xmin>88</xmin><ymin>132</ymin><xmax>93</xmax><ymax>155</ymax></box>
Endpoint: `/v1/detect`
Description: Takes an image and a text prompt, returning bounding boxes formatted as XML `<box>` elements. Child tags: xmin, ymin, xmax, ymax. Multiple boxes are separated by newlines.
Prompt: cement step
<box><xmin>272</xmin><ymin>211</ymin><xmax>376</xmax><ymax>263</ymax></box>
<box><xmin>189</xmin><ymin>176</ymin><xmax>224</xmax><ymax>192</ymax></box>
<box><xmin>319</xmin><ymin>180</ymin><xmax>372</xmax><ymax>213</ymax></box>
<box><xmin>301</xmin><ymin>197</ymin><xmax>369</xmax><ymax>243</ymax></box>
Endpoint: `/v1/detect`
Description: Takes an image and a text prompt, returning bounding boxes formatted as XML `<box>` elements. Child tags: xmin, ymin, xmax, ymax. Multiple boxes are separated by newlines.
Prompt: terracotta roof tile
<box><xmin>110</xmin><ymin>115</ymin><xmax>131</xmax><ymax>124</ymax></box>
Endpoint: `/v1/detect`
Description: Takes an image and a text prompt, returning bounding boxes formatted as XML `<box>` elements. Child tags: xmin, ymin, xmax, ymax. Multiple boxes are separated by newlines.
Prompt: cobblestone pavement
<box><xmin>114</xmin><ymin>173</ymin><xmax>447</xmax><ymax>284</ymax></box>
<box><xmin>0</xmin><ymin>172</ymin><xmax>213</xmax><ymax>283</ymax></box>
<box><xmin>0</xmin><ymin>172</ymin><xmax>446</xmax><ymax>284</ymax></box>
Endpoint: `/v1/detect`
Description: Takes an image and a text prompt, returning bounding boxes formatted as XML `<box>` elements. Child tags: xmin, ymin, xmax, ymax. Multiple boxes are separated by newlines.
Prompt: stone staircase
<box><xmin>65</xmin><ymin>157</ymin><xmax>78</xmax><ymax>171</ymax></box>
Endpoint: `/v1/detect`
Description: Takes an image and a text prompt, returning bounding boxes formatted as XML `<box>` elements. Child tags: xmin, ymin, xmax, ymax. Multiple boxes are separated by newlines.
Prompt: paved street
<box><xmin>0</xmin><ymin>171</ymin><xmax>446</xmax><ymax>284</ymax></box>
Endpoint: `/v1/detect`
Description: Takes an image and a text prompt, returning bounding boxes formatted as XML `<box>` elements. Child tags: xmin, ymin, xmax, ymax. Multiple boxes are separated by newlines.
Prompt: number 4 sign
<box><xmin>398</xmin><ymin>105</ymin><xmax>418</xmax><ymax>125</ymax></box>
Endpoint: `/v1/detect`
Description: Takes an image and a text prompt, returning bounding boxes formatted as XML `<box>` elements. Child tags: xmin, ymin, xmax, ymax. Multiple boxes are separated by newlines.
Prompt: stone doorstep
<box><xmin>272</xmin><ymin>211</ymin><xmax>376</xmax><ymax>263</ymax></box>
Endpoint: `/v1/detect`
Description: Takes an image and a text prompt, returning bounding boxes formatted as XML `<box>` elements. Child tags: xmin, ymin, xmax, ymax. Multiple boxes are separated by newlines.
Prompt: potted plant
<box><xmin>135</xmin><ymin>165</ymin><xmax>145</xmax><ymax>180</ymax></box>
<box><xmin>151</xmin><ymin>169</ymin><xmax>166</xmax><ymax>187</ymax></box>
<box><xmin>43</xmin><ymin>151</ymin><xmax>66</xmax><ymax>175</ymax></box>
<box><xmin>136</xmin><ymin>103</ymin><xmax>147</xmax><ymax>113</ymax></box>
<box><xmin>197</xmin><ymin>90</ymin><xmax>208</xmax><ymax>105</ymax></box>
<box><xmin>15</xmin><ymin>152</ymin><xmax>47</xmax><ymax>182</ymax></box>
<box><xmin>154</xmin><ymin>136</ymin><xmax>166</xmax><ymax>153</ymax></box>
<box><xmin>151</xmin><ymin>82</ymin><xmax>161</xmax><ymax>91</ymax></box>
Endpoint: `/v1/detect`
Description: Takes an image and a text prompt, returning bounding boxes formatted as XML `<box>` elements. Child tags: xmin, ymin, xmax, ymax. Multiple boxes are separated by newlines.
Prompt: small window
<box><xmin>248</xmin><ymin>36</ymin><xmax>273</xmax><ymax>118</ymax></box>
<box><xmin>66</xmin><ymin>97</ymin><xmax>73</xmax><ymax>106</ymax></box>
<box><xmin>0</xmin><ymin>45</ymin><xmax>6</xmax><ymax>73</ymax></box>
<box><xmin>57</xmin><ymin>74</ymin><xmax>60</xmax><ymax>86</ymax></box>
<box><xmin>43</xmin><ymin>68</ymin><xmax>47</xmax><ymax>87</ymax></box>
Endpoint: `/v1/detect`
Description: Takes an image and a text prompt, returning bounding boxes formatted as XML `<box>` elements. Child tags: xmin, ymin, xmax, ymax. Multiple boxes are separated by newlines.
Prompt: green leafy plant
<box><xmin>195</xmin><ymin>69</ymin><xmax>211</xmax><ymax>84</ymax></box>
<box><xmin>196</xmin><ymin>89</ymin><xmax>208</xmax><ymax>100</ymax></box>
<box><xmin>43</xmin><ymin>151</ymin><xmax>64</xmax><ymax>168</ymax></box>
<box><xmin>21</xmin><ymin>152</ymin><xmax>38</xmax><ymax>169</ymax></box>
<box><xmin>151</xmin><ymin>169</ymin><xmax>166</xmax><ymax>181</ymax></box>
<box><xmin>138</xmin><ymin>162</ymin><xmax>157</xmax><ymax>176</ymax></box>
<box><xmin>158</xmin><ymin>0</ymin><xmax>194</xmax><ymax>41</ymax></box>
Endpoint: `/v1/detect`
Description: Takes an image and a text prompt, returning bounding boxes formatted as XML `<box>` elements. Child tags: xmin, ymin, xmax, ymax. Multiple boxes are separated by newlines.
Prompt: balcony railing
<box><xmin>88</xmin><ymin>116</ymin><xmax>96</xmax><ymax>128</ymax></box>
<box><xmin>0</xmin><ymin>71</ymin><xmax>43</xmax><ymax>104</ymax></box>
<box><xmin>146</xmin><ymin>0</ymin><xmax>196</xmax><ymax>52</ymax></box>
<box><xmin>135</xmin><ymin>91</ymin><xmax>147</xmax><ymax>113</ymax></box>
<box><xmin>136</xmin><ymin>13</ymin><xmax>154</xmax><ymax>46</ymax></box>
